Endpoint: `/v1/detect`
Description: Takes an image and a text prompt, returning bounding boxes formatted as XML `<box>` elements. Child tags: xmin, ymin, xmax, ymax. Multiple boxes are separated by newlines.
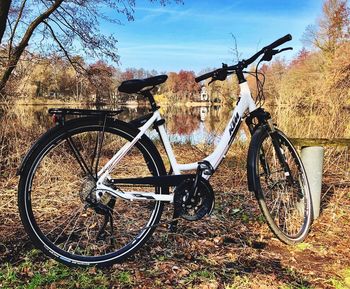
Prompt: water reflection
<box><xmin>110</xmin><ymin>104</ymin><xmax>232</xmax><ymax>145</ymax></box>
<box><xmin>2</xmin><ymin>104</ymin><xmax>234</xmax><ymax>146</ymax></box>
<box><xmin>2</xmin><ymin>103</ymin><xmax>349</xmax><ymax>147</ymax></box>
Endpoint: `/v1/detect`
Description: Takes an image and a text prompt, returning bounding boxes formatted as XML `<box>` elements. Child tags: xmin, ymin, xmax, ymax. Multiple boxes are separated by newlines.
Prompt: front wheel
<box><xmin>247</xmin><ymin>127</ymin><xmax>312</xmax><ymax>244</ymax></box>
<box><xmin>18</xmin><ymin>117</ymin><xmax>166</xmax><ymax>266</ymax></box>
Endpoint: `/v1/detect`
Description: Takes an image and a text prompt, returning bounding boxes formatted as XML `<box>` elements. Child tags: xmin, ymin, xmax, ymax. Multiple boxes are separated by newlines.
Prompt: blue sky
<box><xmin>104</xmin><ymin>0</ymin><xmax>323</xmax><ymax>73</ymax></box>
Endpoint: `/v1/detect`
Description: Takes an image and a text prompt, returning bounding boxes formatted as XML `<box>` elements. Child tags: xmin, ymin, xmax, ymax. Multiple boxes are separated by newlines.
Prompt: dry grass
<box><xmin>0</xmin><ymin>104</ymin><xmax>349</xmax><ymax>288</ymax></box>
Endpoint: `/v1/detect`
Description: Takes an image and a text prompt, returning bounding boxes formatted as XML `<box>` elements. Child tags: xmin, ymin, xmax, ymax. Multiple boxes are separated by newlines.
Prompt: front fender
<box><xmin>246</xmin><ymin>126</ymin><xmax>267</xmax><ymax>192</ymax></box>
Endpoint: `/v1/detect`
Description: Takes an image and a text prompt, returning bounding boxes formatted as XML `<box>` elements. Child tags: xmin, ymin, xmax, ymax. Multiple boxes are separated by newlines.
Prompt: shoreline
<box><xmin>1</xmin><ymin>99</ymin><xmax>349</xmax><ymax>110</ymax></box>
<box><xmin>2</xmin><ymin>99</ymin><xmax>220</xmax><ymax>107</ymax></box>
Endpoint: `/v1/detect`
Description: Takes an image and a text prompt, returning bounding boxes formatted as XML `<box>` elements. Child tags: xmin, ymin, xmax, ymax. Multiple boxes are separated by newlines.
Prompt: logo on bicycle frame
<box><xmin>229</xmin><ymin>113</ymin><xmax>240</xmax><ymax>135</ymax></box>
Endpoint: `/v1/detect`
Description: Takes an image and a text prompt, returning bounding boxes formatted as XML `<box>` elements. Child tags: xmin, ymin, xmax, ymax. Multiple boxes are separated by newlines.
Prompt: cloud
<box><xmin>134</xmin><ymin>6</ymin><xmax>193</xmax><ymax>23</ymax></box>
<box><xmin>135</xmin><ymin>4</ymin><xmax>313</xmax><ymax>28</ymax></box>
<box><xmin>117</xmin><ymin>41</ymin><xmax>256</xmax><ymax>72</ymax></box>
<box><xmin>112</xmin><ymin>1</ymin><xmax>322</xmax><ymax>71</ymax></box>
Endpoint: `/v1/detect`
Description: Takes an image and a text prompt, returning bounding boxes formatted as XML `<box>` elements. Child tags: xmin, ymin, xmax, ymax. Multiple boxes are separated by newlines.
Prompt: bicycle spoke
<box><xmin>66</xmin><ymin>136</ymin><xmax>94</xmax><ymax>180</ymax></box>
<box><xmin>46</xmin><ymin>209</ymin><xmax>82</xmax><ymax>237</ymax></box>
<box><xmin>93</xmin><ymin>118</ymin><xmax>107</xmax><ymax>178</ymax></box>
<box><xmin>53</xmin><ymin>207</ymin><xmax>83</xmax><ymax>245</ymax></box>
<box><xmin>63</xmin><ymin>209</ymin><xmax>85</xmax><ymax>251</ymax></box>
<box><xmin>73</xmin><ymin>213</ymin><xmax>96</xmax><ymax>255</ymax></box>
<box><xmin>255</xmin><ymin>130</ymin><xmax>311</xmax><ymax>241</ymax></box>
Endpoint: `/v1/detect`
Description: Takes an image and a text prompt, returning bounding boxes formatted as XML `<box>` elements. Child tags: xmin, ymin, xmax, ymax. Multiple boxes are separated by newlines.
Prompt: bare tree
<box><xmin>0</xmin><ymin>0</ymin><xmax>182</xmax><ymax>97</ymax></box>
<box><xmin>303</xmin><ymin>0</ymin><xmax>350</xmax><ymax>54</ymax></box>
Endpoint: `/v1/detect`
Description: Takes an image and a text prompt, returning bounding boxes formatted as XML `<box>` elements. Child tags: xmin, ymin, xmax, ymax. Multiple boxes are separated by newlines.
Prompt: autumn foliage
<box><xmin>0</xmin><ymin>0</ymin><xmax>348</xmax><ymax>110</ymax></box>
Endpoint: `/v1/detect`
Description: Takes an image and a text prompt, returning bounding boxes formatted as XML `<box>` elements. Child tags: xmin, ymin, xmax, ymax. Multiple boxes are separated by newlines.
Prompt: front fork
<box><xmin>246</xmin><ymin>108</ymin><xmax>293</xmax><ymax>184</ymax></box>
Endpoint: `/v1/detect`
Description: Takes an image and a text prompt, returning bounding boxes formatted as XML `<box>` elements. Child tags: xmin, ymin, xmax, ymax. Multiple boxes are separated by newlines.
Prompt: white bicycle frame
<box><xmin>96</xmin><ymin>82</ymin><xmax>257</xmax><ymax>203</ymax></box>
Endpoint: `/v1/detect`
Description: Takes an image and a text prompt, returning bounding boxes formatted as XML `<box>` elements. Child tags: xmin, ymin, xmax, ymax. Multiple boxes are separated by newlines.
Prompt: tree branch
<box><xmin>53</xmin><ymin>9</ymin><xmax>89</xmax><ymax>42</ymax></box>
<box><xmin>48</xmin><ymin>17</ymin><xmax>73</xmax><ymax>40</ymax></box>
<box><xmin>44</xmin><ymin>20</ymin><xmax>88</xmax><ymax>75</ymax></box>
<box><xmin>8</xmin><ymin>0</ymin><xmax>27</xmax><ymax>58</ymax></box>
<box><xmin>15</xmin><ymin>0</ymin><xmax>64</xmax><ymax>53</ymax></box>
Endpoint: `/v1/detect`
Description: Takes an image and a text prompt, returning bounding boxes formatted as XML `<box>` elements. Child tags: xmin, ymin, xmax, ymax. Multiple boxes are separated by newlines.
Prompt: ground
<box><xmin>0</xmin><ymin>145</ymin><xmax>349</xmax><ymax>289</ymax></box>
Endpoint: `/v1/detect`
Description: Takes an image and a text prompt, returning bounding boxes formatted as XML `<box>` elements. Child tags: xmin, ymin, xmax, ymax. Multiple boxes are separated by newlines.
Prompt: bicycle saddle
<box><xmin>118</xmin><ymin>74</ymin><xmax>168</xmax><ymax>94</ymax></box>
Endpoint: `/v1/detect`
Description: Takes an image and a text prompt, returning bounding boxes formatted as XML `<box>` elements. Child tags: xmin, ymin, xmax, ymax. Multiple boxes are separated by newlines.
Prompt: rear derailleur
<box><xmin>80</xmin><ymin>177</ymin><xmax>116</xmax><ymax>245</ymax></box>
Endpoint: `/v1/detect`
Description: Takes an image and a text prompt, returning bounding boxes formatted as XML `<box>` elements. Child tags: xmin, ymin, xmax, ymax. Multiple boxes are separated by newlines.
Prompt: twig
<box><xmin>230</xmin><ymin>33</ymin><xmax>242</xmax><ymax>62</ymax></box>
<box><xmin>43</xmin><ymin>20</ymin><xmax>87</xmax><ymax>75</ymax></box>
<box><xmin>8</xmin><ymin>0</ymin><xmax>27</xmax><ymax>58</ymax></box>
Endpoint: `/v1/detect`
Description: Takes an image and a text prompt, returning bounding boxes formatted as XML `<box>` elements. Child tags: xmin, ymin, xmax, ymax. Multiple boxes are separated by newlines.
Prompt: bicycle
<box><xmin>18</xmin><ymin>34</ymin><xmax>312</xmax><ymax>267</ymax></box>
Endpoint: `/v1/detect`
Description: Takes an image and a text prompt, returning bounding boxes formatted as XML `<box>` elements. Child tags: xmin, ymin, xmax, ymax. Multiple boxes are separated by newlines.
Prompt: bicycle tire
<box><xmin>247</xmin><ymin>126</ymin><xmax>312</xmax><ymax>244</ymax></box>
<box><xmin>18</xmin><ymin>117</ymin><xmax>166</xmax><ymax>266</ymax></box>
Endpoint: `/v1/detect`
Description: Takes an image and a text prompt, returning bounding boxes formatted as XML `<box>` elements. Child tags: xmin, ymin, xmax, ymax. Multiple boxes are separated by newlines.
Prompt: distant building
<box><xmin>200</xmin><ymin>86</ymin><xmax>209</xmax><ymax>101</ymax></box>
<box><xmin>200</xmin><ymin>106</ymin><xmax>208</xmax><ymax>122</ymax></box>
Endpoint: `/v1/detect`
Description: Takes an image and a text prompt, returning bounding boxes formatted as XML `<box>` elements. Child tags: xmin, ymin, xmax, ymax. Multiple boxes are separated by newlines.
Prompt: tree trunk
<box><xmin>0</xmin><ymin>0</ymin><xmax>64</xmax><ymax>96</ymax></box>
<box><xmin>0</xmin><ymin>0</ymin><xmax>11</xmax><ymax>44</ymax></box>
<box><xmin>0</xmin><ymin>54</ymin><xmax>17</xmax><ymax>94</ymax></box>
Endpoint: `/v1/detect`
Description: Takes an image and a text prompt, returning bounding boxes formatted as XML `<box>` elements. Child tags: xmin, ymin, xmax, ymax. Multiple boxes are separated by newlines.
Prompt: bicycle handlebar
<box><xmin>195</xmin><ymin>34</ymin><xmax>292</xmax><ymax>83</ymax></box>
<box><xmin>195</xmin><ymin>69</ymin><xmax>223</xmax><ymax>83</ymax></box>
<box><xmin>243</xmin><ymin>34</ymin><xmax>292</xmax><ymax>67</ymax></box>
<box><xmin>266</xmin><ymin>34</ymin><xmax>292</xmax><ymax>50</ymax></box>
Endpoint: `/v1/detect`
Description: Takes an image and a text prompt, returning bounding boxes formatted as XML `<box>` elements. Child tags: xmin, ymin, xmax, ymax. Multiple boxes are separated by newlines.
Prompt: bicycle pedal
<box><xmin>168</xmin><ymin>220</ymin><xmax>178</xmax><ymax>233</ymax></box>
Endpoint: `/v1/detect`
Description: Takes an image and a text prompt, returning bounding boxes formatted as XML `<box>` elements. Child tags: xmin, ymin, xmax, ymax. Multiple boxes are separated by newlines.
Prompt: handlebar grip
<box><xmin>266</xmin><ymin>34</ymin><xmax>292</xmax><ymax>50</ymax></box>
<box><xmin>195</xmin><ymin>71</ymin><xmax>215</xmax><ymax>83</ymax></box>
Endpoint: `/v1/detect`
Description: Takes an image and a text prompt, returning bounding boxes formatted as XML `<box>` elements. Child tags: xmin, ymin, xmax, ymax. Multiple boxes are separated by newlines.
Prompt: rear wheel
<box><xmin>248</xmin><ymin>127</ymin><xmax>312</xmax><ymax>244</ymax></box>
<box><xmin>18</xmin><ymin>117</ymin><xmax>166</xmax><ymax>266</ymax></box>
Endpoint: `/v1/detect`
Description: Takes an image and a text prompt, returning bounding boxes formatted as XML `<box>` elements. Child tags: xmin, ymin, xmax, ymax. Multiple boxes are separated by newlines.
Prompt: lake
<box><xmin>3</xmin><ymin>103</ymin><xmax>348</xmax><ymax>147</ymax></box>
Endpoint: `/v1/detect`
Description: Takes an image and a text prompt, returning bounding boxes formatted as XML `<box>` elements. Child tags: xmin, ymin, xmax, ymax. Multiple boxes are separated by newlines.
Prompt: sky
<box><xmin>103</xmin><ymin>0</ymin><xmax>323</xmax><ymax>73</ymax></box>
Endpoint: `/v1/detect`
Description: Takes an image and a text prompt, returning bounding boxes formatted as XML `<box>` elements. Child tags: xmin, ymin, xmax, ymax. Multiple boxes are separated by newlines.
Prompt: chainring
<box><xmin>174</xmin><ymin>177</ymin><xmax>215</xmax><ymax>221</ymax></box>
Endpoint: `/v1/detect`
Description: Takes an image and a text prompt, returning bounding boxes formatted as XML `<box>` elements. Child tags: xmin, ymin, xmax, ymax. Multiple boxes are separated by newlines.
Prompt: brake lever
<box><xmin>261</xmin><ymin>50</ymin><xmax>277</xmax><ymax>62</ymax></box>
<box><xmin>208</xmin><ymin>68</ymin><xmax>228</xmax><ymax>85</ymax></box>
<box><xmin>278</xmin><ymin>47</ymin><xmax>293</xmax><ymax>53</ymax></box>
<box><xmin>262</xmin><ymin>47</ymin><xmax>293</xmax><ymax>62</ymax></box>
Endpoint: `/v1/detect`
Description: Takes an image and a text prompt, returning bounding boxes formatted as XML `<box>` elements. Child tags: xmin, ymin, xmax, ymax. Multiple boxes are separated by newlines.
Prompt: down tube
<box><xmin>204</xmin><ymin>82</ymin><xmax>256</xmax><ymax>170</ymax></box>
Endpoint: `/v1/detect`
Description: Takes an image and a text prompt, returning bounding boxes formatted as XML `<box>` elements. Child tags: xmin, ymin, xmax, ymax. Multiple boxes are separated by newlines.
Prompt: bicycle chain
<box><xmin>109</xmin><ymin>183</ymin><xmax>181</xmax><ymax>232</ymax></box>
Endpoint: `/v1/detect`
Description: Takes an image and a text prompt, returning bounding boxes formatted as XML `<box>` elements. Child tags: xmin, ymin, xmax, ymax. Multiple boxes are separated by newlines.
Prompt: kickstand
<box><xmin>108</xmin><ymin>211</ymin><xmax>115</xmax><ymax>246</ymax></box>
<box><xmin>168</xmin><ymin>210</ymin><xmax>179</xmax><ymax>233</ymax></box>
<box><xmin>96</xmin><ymin>211</ymin><xmax>115</xmax><ymax>246</ymax></box>
<box><xmin>96</xmin><ymin>214</ymin><xmax>109</xmax><ymax>241</ymax></box>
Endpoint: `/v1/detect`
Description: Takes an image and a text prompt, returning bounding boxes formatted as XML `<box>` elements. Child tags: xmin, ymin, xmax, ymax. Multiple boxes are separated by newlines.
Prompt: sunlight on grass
<box><xmin>225</xmin><ymin>275</ymin><xmax>250</xmax><ymax>289</ymax></box>
<box><xmin>0</xmin><ymin>253</ymin><xmax>110</xmax><ymax>289</ymax></box>
<box><xmin>116</xmin><ymin>271</ymin><xmax>134</xmax><ymax>286</ymax></box>
<box><xmin>330</xmin><ymin>268</ymin><xmax>350</xmax><ymax>289</ymax></box>
<box><xmin>294</xmin><ymin>242</ymin><xmax>312</xmax><ymax>252</ymax></box>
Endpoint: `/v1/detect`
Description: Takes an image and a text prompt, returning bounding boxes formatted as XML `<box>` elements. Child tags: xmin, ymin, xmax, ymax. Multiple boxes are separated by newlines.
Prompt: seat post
<box><xmin>142</xmin><ymin>90</ymin><xmax>159</xmax><ymax>112</ymax></box>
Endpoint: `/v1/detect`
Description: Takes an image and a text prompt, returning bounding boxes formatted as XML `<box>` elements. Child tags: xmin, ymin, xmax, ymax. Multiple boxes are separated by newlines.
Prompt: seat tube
<box><xmin>156</xmin><ymin>119</ymin><xmax>180</xmax><ymax>174</ymax></box>
<box><xmin>239</xmin><ymin>82</ymin><xmax>257</xmax><ymax>113</ymax></box>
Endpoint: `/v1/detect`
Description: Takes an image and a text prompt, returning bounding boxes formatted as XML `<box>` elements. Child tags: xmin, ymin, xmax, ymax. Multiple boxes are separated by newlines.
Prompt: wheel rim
<box><xmin>257</xmin><ymin>134</ymin><xmax>310</xmax><ymax>239</ymax></box>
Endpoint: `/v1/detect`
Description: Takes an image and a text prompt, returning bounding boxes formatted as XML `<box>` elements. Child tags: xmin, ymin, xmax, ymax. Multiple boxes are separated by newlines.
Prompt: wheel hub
<box><xmin>79</xmin><ymin>176</ymin><xmax>111</xmax><ymax>206</ymax></box>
